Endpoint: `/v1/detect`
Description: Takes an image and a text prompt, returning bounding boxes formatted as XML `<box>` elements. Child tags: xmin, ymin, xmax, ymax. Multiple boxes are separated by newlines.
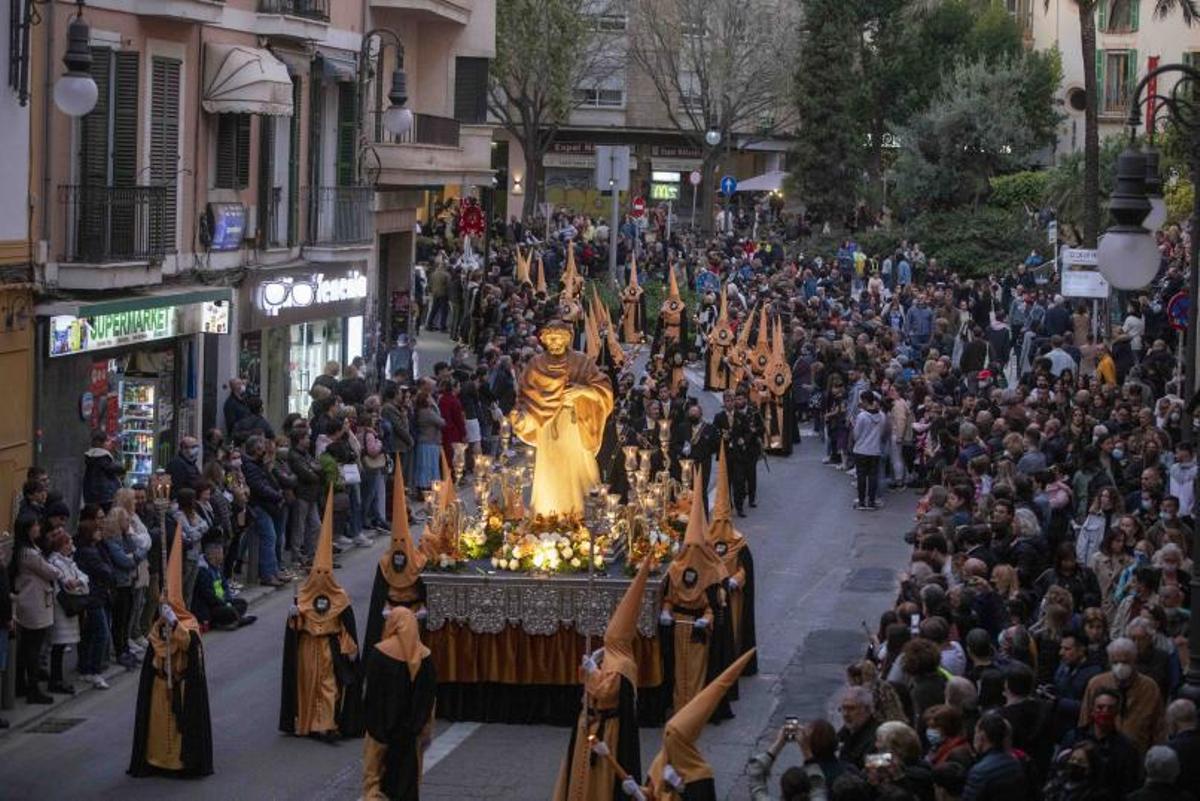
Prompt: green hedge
<box><xmin>989</xmin><ymin>171</ymin><xmax>1050</xmax><ymax>210</ymax></box>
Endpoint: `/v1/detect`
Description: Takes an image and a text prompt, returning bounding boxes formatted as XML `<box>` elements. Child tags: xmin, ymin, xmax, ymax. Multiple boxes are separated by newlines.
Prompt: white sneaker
<box><xmin>353</xmin><ymin>533</ymin><xmax>373</xmax><ymax>547</ymax></box>
<box><xmin>132</xmin><ymin>636</ymin><xmax>149</xmax><ymax>650</ymax></box>
<box><xmin>86</xmin><ymin>674</ymin><xmax>110</xmax><ymax>690</ymax></box>
<box><xmin>335</xmin><ymin>536</ymin><xmax>355</xmax><ymax>549</ymax></box>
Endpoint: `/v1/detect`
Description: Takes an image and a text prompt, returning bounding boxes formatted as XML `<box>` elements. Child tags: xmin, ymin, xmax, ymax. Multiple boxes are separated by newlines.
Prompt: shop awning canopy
<box><xmin>203</xmin><ymin>44</ymin><xmax>294</xmax><ymax>116</ymax></box>
<box><xmin>734</xmin><ymin>170</ymin><xmax>787</xmax><ymax>193</ymax></box>
<box><xmin>37</xmin><ymin>287</ymin><xmax>233</xmax><ymax>318</ymax></box>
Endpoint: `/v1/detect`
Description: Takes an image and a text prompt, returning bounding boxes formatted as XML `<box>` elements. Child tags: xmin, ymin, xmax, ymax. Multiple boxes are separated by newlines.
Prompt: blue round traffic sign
<box><xmin>720</xmin><ymin>175</ymin><xmax>737</xmax><ymax>196</ymax></box>
<box><xmin>1168</xmin><ymin>291</ymin><xmax>1189</xmax><ymax>331</ymax></box>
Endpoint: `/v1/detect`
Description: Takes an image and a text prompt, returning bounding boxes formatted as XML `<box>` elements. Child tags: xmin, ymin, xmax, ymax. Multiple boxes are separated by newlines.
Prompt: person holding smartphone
<box><xmin>746</xmin><ymin>718</ymin><xmax>829</xmax><ymax>801</ymax></box>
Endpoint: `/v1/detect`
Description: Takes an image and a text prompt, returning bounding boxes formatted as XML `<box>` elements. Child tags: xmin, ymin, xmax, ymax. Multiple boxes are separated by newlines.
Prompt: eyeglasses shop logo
<box><xmin>256</xmin><ymin>271</ymin><xmax>368</xmax><ymax>316</ymax></box>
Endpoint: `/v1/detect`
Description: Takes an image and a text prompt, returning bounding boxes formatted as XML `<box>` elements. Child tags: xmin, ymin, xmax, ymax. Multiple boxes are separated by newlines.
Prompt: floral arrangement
<box><xmin>490</xmin><ymin>523</ymin><xmax>610</xmax><ymax>574</ymax></box>
<box><xmin>623</xmin><ymin>519</ymin><xmax>679</xmax><ymax>574</ymax></box>
<box><xmin>459</xmin><ymin>507</ymin><xmax>515</xmax><ymax>560</ymax></box>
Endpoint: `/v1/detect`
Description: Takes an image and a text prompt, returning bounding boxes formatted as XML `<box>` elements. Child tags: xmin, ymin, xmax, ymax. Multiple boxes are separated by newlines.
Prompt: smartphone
<box><xmin>865</xmin><ymin>752</ymin><xmax>895</xmax><ymax>770</ymax></box>
<box><xmin>909</xmin><ymin>613</ymin><xmax>920</xmax><ymax>635</ymax></box>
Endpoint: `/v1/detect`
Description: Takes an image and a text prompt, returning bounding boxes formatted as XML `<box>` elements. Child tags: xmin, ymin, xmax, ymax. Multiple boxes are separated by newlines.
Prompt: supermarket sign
<box><xmin>49</xmin><ymin>300</ymin><xmax>230</xmax><ymax>357</ymax></box>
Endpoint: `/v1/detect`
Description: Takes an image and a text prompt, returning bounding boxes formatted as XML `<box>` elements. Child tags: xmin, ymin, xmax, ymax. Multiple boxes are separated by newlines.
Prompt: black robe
<box><xmin>680</xmin><ymin>778</ymin><xmax>718</xmax><ymax>801</ymax></box>
<box><xmin>364</xmin><ymin>651</ymin><xmax>438</xmax><ymax>801</ymax></box>
<box><xmin>128</xmin><ymin>631</ymin><xmax>213</xmax><ymax>778</ymax></box>
<box><xmin>558</xmin><ymin>677</ymin><xmax>642</xmax><ymax>801</ymax></box>
<box><xmin>279</xmin><ymin>607</ymin><xmax>365</xmax><ymax>738</ymax></box>
<box><xmin>732</xmin><ymin>548</ymin><xmax>758</xmax><ymax>676</ymax></box>
<box><xmin>657</xmin><ymin>580</ymin><xmax>736</xmax><ymax>722</ymax></box>
<box><xmin>364</xmin><ymin>568</ymin><xmax>427</xmax><ymax>657</ymax></box>
<box><xmin>764</xmin><ymin>397</ymin><xmax>794</xmax><ymax>457</ymax></box>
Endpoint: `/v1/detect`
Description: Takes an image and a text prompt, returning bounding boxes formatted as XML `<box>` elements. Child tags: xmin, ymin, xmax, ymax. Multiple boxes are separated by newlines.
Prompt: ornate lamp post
<box><xmin>1100</xmin><ymin>62</ymin><xmax>1200</xmax><ymax>705</ymax></box>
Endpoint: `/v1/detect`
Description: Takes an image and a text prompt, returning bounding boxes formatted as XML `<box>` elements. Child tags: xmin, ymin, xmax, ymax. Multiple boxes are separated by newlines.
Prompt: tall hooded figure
<box><xmin>706</xmin><ymin>444</ymin><xmax>757</xmax><ymax>675</ymax></box>
<box><xmin>128</xmin><ymin>524</ymin><xmax>213</xmax><ymax>778</ymax></box>
<box><xmin>365</xmin><ymin>469</ymin><xmax>428</xmax><ymax>654</ymax></box>
<box><xmin>553</xmin><ymin>557</ymin><xmax>652</xmax><ymax>801</ymax></box>
<box><xmin>640</xmin><ymin>649</ymin><xmax>756</xmax><ymax>800</ymax></box>
<box><xmin>362</xmin><ymin>606</ymin><xmax>437</xmax><ymax>801</ymax></box>
<box><xmin>659</xmin><ymin>472</ymin><xmax>734</xmax><ymax>720</ymax></box>
<box><xmin>654</xmin><ymin>264</ymin><xmax>689</xmax><ymax>392</ymax></box>
<box><xmin>280</xmin><ymin>487</ymin><xmax>364</xmax><ymax>740</ymax></box>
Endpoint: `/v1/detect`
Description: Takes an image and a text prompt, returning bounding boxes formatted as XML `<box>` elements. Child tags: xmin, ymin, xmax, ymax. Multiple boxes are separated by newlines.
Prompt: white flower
<box><xmin>508</xmin><ymin>559</ymin><xmax>520</xmax><ymax>571</ymax></box>
<box><xmin>532</xmin><ymin>553</ymin><xmax>545</xmax><ymax>569</ymax></box>
<box><xmin>570</xmin><ymin>557</ymin><xmax>582</xmax><ymax>568</ymax></box>
<box><xmin>561</xmin><ymin>545</ymin><xmax>574</xmax><ymax>559</ymax></box>
<box><xmin>593</xmin><ymin>554</ymin><xmax>604</xmax><ymax>568</ymax></box>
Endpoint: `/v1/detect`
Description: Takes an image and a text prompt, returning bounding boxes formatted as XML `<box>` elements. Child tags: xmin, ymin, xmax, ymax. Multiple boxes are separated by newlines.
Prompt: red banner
<box><xmin>1147</xmin><ymin>55</ymin><xmax>1160</xmax><ymax>132</ymax></box>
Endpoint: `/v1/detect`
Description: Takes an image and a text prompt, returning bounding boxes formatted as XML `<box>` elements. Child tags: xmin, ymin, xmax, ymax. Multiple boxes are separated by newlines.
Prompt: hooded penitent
<box><xmin>762</xmin><ymin>319</ymin><xmax>794</xmax><ymax>456</ymax></box>
<box><xmin>515</xmin><ymin>245</ymin><xmax>531</xmax><ymax>285</ymax></box>
<box><xmin>562</xmin><ymin>240</ymin><xmax>583</xmax><ymax>298</ymax></box>
<box><xmin>376</xmin><ymin>606</ymin><xmax>430</xmax><ymax>679</ymax></box>
<box><xmin>537</xmin><ymin>254</ymin><xmax>548</xmax><ymax>295</ymax></box>
<box><xmin>706</xmin><ymin>444</ymin><xmax>757</xmax><ymax>675</ymax></box>
<box><xmin>706</xmin><ymin>286</ymin><xmax>734</xmax><ymax>391</ymax></box>
<box><xmin>297</xmin><ymin>487</ymin><xmax>352</xmax><ymax>631</ymax></box>
<box><xmin>668</xmin><ymin>471</ymin><xmax>728</xmax><ymax>607</ymax></box>
<box><xmin>647</xmin><ymin>649</ymin><xmax>757</xmax><ymax>794</ymax></box>
<box><xmin>585</xmin><ymin>300</ymin><xmax>602</xmax><ymax>364</ymax></box>
<box><xmin>621</xmin><ymin>253</ymin><xmax>644</xmax><ymax>344</ymax></box>
<box><xmin>365</xmin><ymin>469</ymin><xmax>428</xmax><ymax>654</ymax></box>
<box><xmin>128</xmin><ymin>524</ymin><xmax>213</xmax><ymax>778</ymax></box>
<box><xmin>751</xmin><ymin>304</ymin><xmax>772</xmax><ymax>377</ymax></box>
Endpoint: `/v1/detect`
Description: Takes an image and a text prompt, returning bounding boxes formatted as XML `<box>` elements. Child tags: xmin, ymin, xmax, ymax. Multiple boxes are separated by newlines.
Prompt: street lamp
<box><xmin>52</xmin><ymin>1</ymin><xmax>99</xmax><ymax>117</ymax></box>
<box><xmin>705</xmin><ymin>129</ymin><xmax>721</xmax><ymax>147</ymax></box>
<box><xmin>1106</xmin><ymin>61</ymin><xmax>1200</xmax><ymax>707</ymax></box>
<box><xmin>1096</xmin><ymin>146</ymin><xmax>1159</xmax><ymax>290</ymax></box>
<box><xmin>1143</xmin><ymin>148</ymin><xmax>1169</xmax><ymax>232</ymax></box>
<box><xmin>360</xmin><ymin>29</ymin><xmax>412</xmax><ymax>139</ymax></box>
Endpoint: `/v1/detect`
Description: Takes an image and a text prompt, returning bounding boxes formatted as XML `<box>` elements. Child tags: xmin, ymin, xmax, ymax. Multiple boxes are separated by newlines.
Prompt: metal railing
<box><xmin>371</xmin><ymin>110</ymin><xmax>461</xmax><ymax>147</ymax></box>
<box><xmin>257</xmin><ymin>0</ymin><xmax>329</xmax><ymax>21</ymax></box>
<box><xmin>305</xmin><ymin>186</ymin><xmax>372</xmax><ymax>245</ymax></box>
<box><xmin>260</xmin><ymin>186</ymin><xmax>285</xmax><ymax>248</ymax></box>
<box><xmin>59</xmin><ymin>184</ymin><xmax>168</xmax><ymax>263</ymax></box>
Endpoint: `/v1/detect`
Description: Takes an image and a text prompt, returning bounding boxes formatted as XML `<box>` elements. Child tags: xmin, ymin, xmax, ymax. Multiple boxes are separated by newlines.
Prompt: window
<box><xmin>678</xmin><ymin>70</ymin><xmax>704</xmax><ymax>111</ymax></box>
<box><xmin>574</xmin><ymin>87</ymin><xmax>625</xmax><ymax>108</ymax></box>
<box><xmin>680</xmin><ymin>17</ymin><xmax>706</xmax><ymax>38</ymax></box>
<box><xmin>454</xmin><ymin>57</ymin><xmax>489</xmax><ymax>124</ymax></box>
<box><xmin>335</xmin><ymin>82</ymin><xmax>357</xmax><ymax>186</ymax></box>
<box><xmin>215</xmin><ymin>114</ymin><xmax>251</xmax><ymax>189</ymax></box>
<box><xmin>1097</xmin><ymin>49</ymin><xmax>1137</xmax><ymax>115</ymax></box>
<box><xmin>149</xmin><ymin>56</ymin><xmax>180</xmax><ymax>253</ymax></box>
<box><xmin>1099</xmin><ymin>0</ymin><xmax>1138</xmax><ymax>33</ymax></box>
<box><xmin>591</xmin><ymin>13</ymin><xmax>627</xmax><ymax>33</ymax></box>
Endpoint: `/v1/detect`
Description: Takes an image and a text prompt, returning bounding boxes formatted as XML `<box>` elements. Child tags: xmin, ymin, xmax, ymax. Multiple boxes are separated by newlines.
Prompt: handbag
<box><xmin>340</xmin><ymin>462</ymin><xmax>362</xmax><ymax>485</ymax></box>
<box><xmin>56</xmin><ymin>588</ymin><xmax>89</xmax><ymax>618</ymax></box>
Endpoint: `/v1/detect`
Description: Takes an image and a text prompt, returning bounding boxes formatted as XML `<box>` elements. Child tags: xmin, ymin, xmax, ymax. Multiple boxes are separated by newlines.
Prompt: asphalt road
<box><xmin>0</xmin><ymin>351</ymin><xmax>912</xmax><ymax>801</ymax></box>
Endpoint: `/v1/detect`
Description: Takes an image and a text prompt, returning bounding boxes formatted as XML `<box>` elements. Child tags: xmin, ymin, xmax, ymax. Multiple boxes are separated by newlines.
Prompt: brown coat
<box><xmin>12</xmin><ymin>546</ymin><xmax>62</xmax><ymax>630</ymax></box>
<box><xmin>1078</xmin><ymin>671</ymin><xmax>1166</xmax><ymax>755</ymax></box>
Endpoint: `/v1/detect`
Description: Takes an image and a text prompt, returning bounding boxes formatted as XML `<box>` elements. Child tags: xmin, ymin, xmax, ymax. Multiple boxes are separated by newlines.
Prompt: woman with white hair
<box><xmin>1153</xmin><ymin>543</ymin><xmax>1192</xmax><ymax>608</ymax></box>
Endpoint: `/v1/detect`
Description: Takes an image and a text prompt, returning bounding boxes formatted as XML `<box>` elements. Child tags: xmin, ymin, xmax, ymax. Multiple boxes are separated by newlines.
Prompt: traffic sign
<box><xmin>1061</xmin><ymin>247</ymin><xmax>1097</xmax><ymax>266</ymax></box>
<box><xmin>1168</xmin><ymin>291</ymin><xmax>1190</xmax><ymax>331</ymax></box>
<box><xmin>689</xmin><ymin>170</ymin><xmax>702</xmax><ymax>186</ymax></box>
<box><xmin>631</xmin><ymin>196</ymin><xmax>646</xmax><ymax>218</ymax></box>
<box><xmin>1047</xmin><ymin>220</ymin><xmax>1058</xmax><ymax>246</ymax></box>
<box><xmin>720</xmin><ymin>175</ymin><xmax>737</xmax><ymax>195</ymax></box>
<box><xmin>1061</xmin><ymin>269</ymin><xmax>1109</xmax><ymax>299</ymax></box>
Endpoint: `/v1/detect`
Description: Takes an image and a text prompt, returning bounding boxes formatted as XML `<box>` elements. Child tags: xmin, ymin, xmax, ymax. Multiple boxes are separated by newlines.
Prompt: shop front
<box><xmin>238</xmin><ymin>263</ymin><xmax>368</xmax><ymax>425</ymax></box>
<box><xmin>37</xmin><ymin>288</ymin><xmax>232</xmax><ymax>502</ymax></box>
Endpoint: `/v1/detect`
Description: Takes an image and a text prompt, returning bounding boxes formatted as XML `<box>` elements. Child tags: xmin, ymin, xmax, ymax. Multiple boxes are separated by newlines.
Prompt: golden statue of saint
<box><xmin>510</xmin><ymin>320</ymin><xmax>615</xmax><ymax>516</ymax></box>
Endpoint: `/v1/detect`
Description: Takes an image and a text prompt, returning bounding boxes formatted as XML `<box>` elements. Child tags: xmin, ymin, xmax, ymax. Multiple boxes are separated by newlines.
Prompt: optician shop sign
<box><xmin>255</xmin><ymin>270</ymin><xmax>368</xmax><ymax>317</ymax></box>
<box><xmin>49</xmin><ymin>301</ymin><xmax>230</xmax><ymax>357</ymax></box>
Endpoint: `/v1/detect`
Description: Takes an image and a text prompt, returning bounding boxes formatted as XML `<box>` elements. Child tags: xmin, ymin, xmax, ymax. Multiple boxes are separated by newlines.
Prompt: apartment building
<box><xmin>1028</xmin><ymin>0</ymin><xmax>1200</xmax><ymax>155</ymax></box>
<box><xmin>499</xmin><ymin>2</ymin><xmax>793</xmax><ymax>224</ymax></box>
<box><xmin>19</xmin><ymin>0</ymin><xmax>493</xmax><ymax>503</ymax></box>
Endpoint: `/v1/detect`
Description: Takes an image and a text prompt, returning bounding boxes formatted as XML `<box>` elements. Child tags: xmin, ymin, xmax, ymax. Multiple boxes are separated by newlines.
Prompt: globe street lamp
<box><xmin>53</xmin><ymin>3</ymin><xmax>98</xmax><ymax>117</ymax></box>
<box><xmin>704</xmin><ymin>129</ymin><xmax>721</xmax><ymax>148</ymax></box>
<box><xmin>360</xmin><ymin>29</ymin><xmax>412</xmax><ymax>139</ymax></box>
<box><xmin>1106</xmin><ymin>61</ymin><xmax>1200</xmax><ymax>707</ymax></box>
<box><xmin>1096</xmin><ymin>146</ymin><xmax>1158</xmax><ymax>290</ymax></box>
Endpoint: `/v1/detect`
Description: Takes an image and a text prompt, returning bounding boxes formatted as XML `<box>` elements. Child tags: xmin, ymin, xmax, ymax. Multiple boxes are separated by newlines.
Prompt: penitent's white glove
<box><xmin>659</xmin><ymin>610</ymin><xmax>674</xmax><ymax>626</ymax></box>
<box><xmin>159</xmin><ymin>604</ymin><xmax>178</xmax><ymax>627</ymax></box>
<box><xmin>662</xmin><ymin>764</ymin><xmax>684</xmax><ymax>790</ymax></box>
<box><xmin>621</xmin><ymin>778</ymin><xmax>646</xmax><ymax>800</ymax></box>
<box><xmin>415</xmin><ymin>608</ymin><xmax>429</xmax><ymax>620</ymax></box>
<box><xmin>591</xmin><ymin>740</ymin><xmax>610</xmax><ymax>757</ymax></box>
<box><xmin>581</xmin><ymin>653</ymin><xmax>598</xmax><ymax>675</ymax></box>
<box><xmin>727</xmin><ymin>576</ymin><xmax>740</xmax><ymax>590</ymax></box>
<box><xmin>692</xmin><ymin>617</ymin><xmax>708</xmax><ymax>630</ymax></box>
<box><xmin>288</xmin><ymin>604</ymin><xmax>300</xmax><ymax>618</ymax></box>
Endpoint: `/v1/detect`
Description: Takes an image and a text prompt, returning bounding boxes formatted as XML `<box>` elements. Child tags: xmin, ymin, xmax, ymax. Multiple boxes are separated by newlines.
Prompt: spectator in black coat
<box><xmin>1165</xmin><ymin>699</ymin><xmax>1199</xmax><ymax>795</ymax></box>
<box><xmin>1052</xmin><ymin>631</ymin><xmax>1104</xmax><ymax>742</ymax></box>
<box><xmin>1126</xmin><ymin>746</ymin><xmax>1193</xmax><ymax>801</ymax></box>
<box><xmin>223</xmin><ymin>378</ymin><xmax>251</xmax><ymax>435</ymax></box>
<box><xmin>81</xmin><ymin>430</ymin><xmax>124</xmax><ymax>510</ymax></box>
<box><xmin>1059</xmin><ymin>688</ymin><xmax>1142</xmax><ymax>798</ymax></box>
<box><xmin>164</xmin><ymin>435</ymin><xmax>202</xmax><ymax>500</ymax></box>
<box><xmin>999</xmin><ymin>663</ymin><xmax>1053</xmax><ymax>776</ymax></box>
<box><xmin>962</xmin><ymin>712</ymin><xmax>1028</xmax><ymax>801</ymax></box>
<box><xmin>232</xmin><ymin>395</ymin><xmax>275</xmax><ymax>444</ymax></box>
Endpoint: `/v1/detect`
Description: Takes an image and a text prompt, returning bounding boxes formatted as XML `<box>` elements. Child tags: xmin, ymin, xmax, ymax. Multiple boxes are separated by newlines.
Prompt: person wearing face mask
<box><xmin>922</xmin><ymin>704</ymin><xmax>973</xmax><ymax>770</ymax></box>
<box><xmin>165</xmin><ymin>436</ymin><xmax>203</xmax><ymax>500</ymax></box>
<box><xmin>1077</xmin><ymin>638</ymin><xmax>1166</xmax><ymax>756</ymax></box>
<box><xmin>1058</xmin><ymin>689</ymin><xmax>1141</xmax><ymax>797</ymax></box>
<box><xmin>1167</xmin><ymin>443</ymin><xmax>1197</xmax><ymax>525</ymax></box>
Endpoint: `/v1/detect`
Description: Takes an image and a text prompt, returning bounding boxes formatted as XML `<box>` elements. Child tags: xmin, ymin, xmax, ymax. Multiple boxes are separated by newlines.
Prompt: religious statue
<box><xmin>620</xmin><ymin>254</ymin><xmax>646</xmax><ymax>344</ymax></box>
<box><xmin>510</xmin><ymin>320</ymin><xmax>615</xmax><ymax>516</ymax></box>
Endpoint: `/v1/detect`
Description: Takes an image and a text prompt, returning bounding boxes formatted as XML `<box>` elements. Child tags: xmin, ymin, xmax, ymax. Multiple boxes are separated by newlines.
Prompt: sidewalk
<box><xmin>0</xmin><ymin>534</ymin><xmax>384</xmax><ymax>738</ymax></box>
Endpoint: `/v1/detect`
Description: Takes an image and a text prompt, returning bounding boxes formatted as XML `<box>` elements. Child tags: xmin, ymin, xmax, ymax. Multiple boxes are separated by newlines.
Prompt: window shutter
<box><xmin>454</xmin><ymin>57</ymin><xmax>489</xmax><ymax>124</ymax></box>
<box><xmin>1130</xmin><ymin>0</ymin><xmax>1139</xmax><ymax>31</ymax></box>
<box><xmin>336</xmin><ymin>82</ymin><xmax>358</xmax><ymax>186</ymax></box>
<box><xmin>258</xmin><ymin>116</ymin><xmax>276</xmax><ymax>246</ymax></box>
<box><xmin>1096</xmin><ymin>48</ymin><xmax>1106</xmax><ymax>111</ymax></box>
<box><xmin>78</xmin><ymin>47</ymin><xmax>112</xmax><ymax>261</ymax></box>
<box><xmin>1097</xmin><ymin>1</ymin><xmax>1107</xmax><ymax>32</ymax></box>
<box><xmin>110</xmin><ymin>51</ymin><xmax>140</xmax><ymax>257</ymax></box>
<box><xmin>236</xmin><ymin>113</ymin><xmax>252</xmax><ymax>189</ymax></box>
<box><xmin>288</xmin><ymin>76</ymin><xmax>301</xmax><ymax>245</ymax></box>
<box><xmin>150</xmin><ymin>56</ymin><xmax>181</xmax><ymax>254</ymax></box>
<box><xmin>215</xmin><ymin>116</ymin><xmax>234</xmax><ymax>189</ymax></box>
<box><xmin>1127</xmin><ymin>49</ymin><xmax>1138</xmax><ymax>107</ymax></box>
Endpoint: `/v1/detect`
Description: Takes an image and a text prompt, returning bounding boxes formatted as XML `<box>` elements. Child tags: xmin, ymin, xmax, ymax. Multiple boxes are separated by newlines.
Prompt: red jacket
<box><xmin>438</xmin><ymin>392</ymin><xmax>466</xmax><ymax>447</ymax></box>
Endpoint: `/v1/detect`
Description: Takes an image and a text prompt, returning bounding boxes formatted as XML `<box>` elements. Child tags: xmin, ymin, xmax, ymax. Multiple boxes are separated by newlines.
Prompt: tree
<box><xmin>627</xmin><ymin>0</ymin><xmax>797</xmax><ymax>231</ymax></box>
<box><xmin>488</xmin><ymin>0</ymin><xmax>619</xmax><ymax>218</ymax></box>
<box><xmin>790</xmin><ymin>0</ymin><xmax>862</xmax><ymax>225</ymax></box>
<box><xmin>892</xmin><ymin>55</ymin><xmax>1062</xmax><ymax>211</ymax></box>
<box><xmin>1044</xmin><ymin>0</ymin><xmax>1198</xmax><ymax>247</ymax></box>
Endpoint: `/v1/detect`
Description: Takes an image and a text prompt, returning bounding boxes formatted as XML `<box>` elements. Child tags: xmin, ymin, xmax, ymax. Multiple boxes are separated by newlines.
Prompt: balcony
<box><xmin>256</xmin><ymin>0</ymin><xmax>330</xmax><ymax>40</ymax></box>
<box><xmin>57</xmin><ymin>185</ymin><xmax>168</xmax><ymax>289</ymax></box>
<box><xmin>370</xmin><ymin>112</ymin><xmax>494</xmax><ymax>188</ymax></box>
<box><xmin>304</xmin><ymin>186</ymin><xmax>374</xmax><ymax>263</ymax></box>
<box><xmin>369</xmin><ymin>0</ymin><xmax>471</xmax><ymax>25</ymax></box>
<box><xmin>129</xmin><ymin>0</ymin><xmax>225</xmax><ymax>23</ymax></box>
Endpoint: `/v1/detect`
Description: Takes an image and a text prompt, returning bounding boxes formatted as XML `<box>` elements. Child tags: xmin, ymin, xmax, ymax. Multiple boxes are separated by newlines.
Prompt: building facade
<box><xmin>18</xmin><ymin>0</ymin><xmax>493</xmax><ymax>504</ymax></box>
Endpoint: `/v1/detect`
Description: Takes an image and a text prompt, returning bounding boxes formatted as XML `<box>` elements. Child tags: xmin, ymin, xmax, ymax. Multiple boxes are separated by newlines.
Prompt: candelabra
<box><xmin>499</xmin><ymin>420</ymin><xmax>512</xmax><ymax>465</ymax></box>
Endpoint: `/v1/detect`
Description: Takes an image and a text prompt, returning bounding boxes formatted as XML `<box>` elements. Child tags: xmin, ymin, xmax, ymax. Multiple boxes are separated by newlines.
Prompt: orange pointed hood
<box><xmin>648</xmin><ymin>649</ymin><xmax>757</xmax><ymax>786</ymax></box>
<box><xmin>380</xmin><ymin>467</ymin><xmax>426</xmax><ymax>588</ymax></box>
<box><xmin>707</xmin><ymin>444</ymin><xmax>746</xmax><ymax>571</ymax></box>
<box><xmin>628</xmin><ymin>252</ymin><xmax>640</xmax><ymax>291</ymax></box>
<box><xmin>376</xmin><ymin>605</ymin><xmax>430</xmax><ymax>680</ymax></box>
<box><xmin>667</xmin><ymin>471</ymin><xmax>727</xmax><ymax>606</ymax></box>
<box><xmin>515</xmin><ymin>245</ymin><xmax>531</xmax><ymax>284</ymax></box>
<box><xmin>536</xmin><ymin>254</ymin><xmax>548</xmax><ymax>294</ymax></box>
<box><xmin>297</xmin><ymin>486</ymin><xmax>351</xmax><ymax>628</ymax></box>
<box><xmin>585</xmin><ymin>303</ymin><xmax>602</xmax><ymax>362</ymax></box>
<box><xmin>667</xmin><ymin>261</ymin><xmax>681</xmax><ymax>301</ymax></box>
<box><xmin>752</xmin><ymin>304</ymin><xmax>772</xmax><ymax>373</ymax></box>
<box><xmin>562</xmin><ymin>241</ymin><xmax>581</xmax><ymax>295</ymax></box>
<box><xmin>602</xmin><ymin>557</ymin><xmax>652</xmax><ymax>686</ymax></box>
<box><xmin>163</xmin><ymin>523</ymin><xmax>198</xmax><ymax>633</ymax></box>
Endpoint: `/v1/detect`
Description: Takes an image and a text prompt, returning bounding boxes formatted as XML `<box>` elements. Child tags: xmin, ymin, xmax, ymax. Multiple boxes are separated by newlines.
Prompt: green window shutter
<box><xmin>288</xmin><ymin>76</ymin><xmax>301</xmax><ymax>246</ymax></box>
<box><xmin>236</xmin><ymin>113</ymin><xmax>251</xmax><ymax>189</ymax></box>
<box><xmin>1097</xmin><ymin>1</ymin><xmax>1107</xmax><ymax>32</ymax></box>
<box><xmin>454</xmin><ymin>57</ymin><xmax>489</xmax><ymax>124</ymax></box>
<box><xmin>1127</xmin><ymin>49</ymin><xmax>1138</xmax><ymax>108</ymax></box>
<box><xmin>150</xmin><ymin>56</ymin><xmax>181</xmax><ymax>254</ymax></box>
<box><xmin>110</xmin><ymin>51</ymin><xmax>140</xmax><ymax>257</ymax></box>
<box><xmin>1096</xmin><ymin>48</ymin><xmax>1106</xmax><ymax>112</ymax></box>
<box><xmin>1130</xmin><ymin>0</ymin><xmax>1139</xmax><ymax>31</ymax></box>
<box><xmin>336</xmin><ymin>82</ymin><xmax>358</xmax><ymax>186</ymax></box>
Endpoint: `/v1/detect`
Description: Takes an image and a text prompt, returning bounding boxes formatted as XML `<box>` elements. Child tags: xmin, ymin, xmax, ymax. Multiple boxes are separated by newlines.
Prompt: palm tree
<box><xmin>1047</xmin><ymin>0</ymin><xmax>1196</xmax><ymax>247</ymax></box>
